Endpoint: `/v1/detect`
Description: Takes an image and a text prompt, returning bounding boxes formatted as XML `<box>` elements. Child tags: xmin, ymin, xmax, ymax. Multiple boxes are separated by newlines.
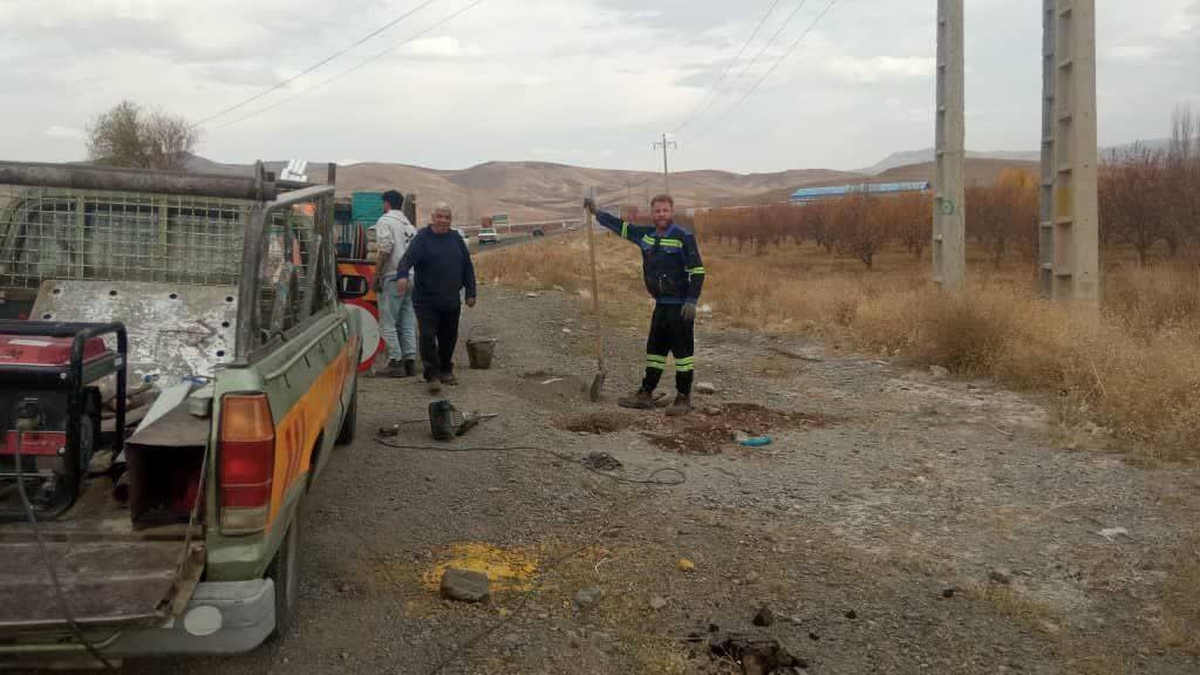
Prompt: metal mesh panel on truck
<box><xmin>0</xmin><ymin>185</ymin><xmax>252</xmax><ymax>290</ymax></box>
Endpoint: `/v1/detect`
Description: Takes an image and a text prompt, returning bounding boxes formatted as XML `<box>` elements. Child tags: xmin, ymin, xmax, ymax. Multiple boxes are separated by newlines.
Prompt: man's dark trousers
<box><xmin>415</xmin><ymin>303</ymin><xmax>460</xmax><ymax>380</ymax></box>
<box><xmin>641</xmin><ymin>303</ymin><xmax>694</xmax><ymax>395</ymax></box>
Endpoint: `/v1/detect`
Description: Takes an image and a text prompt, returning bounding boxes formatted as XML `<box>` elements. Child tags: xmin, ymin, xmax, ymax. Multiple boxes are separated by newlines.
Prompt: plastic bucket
<box><xmin>465</xmin><ymin>328</ymin><xmax>497</xmax><ymax>369</ymax></box>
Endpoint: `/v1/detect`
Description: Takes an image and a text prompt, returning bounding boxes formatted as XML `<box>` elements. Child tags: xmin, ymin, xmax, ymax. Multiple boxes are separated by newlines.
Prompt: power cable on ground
<box><xmin>373</xmin><ymin>438</ymin><xmax>687</xmax><ymax>486</ymax></box>
<box><xmin>690</xmin><ymin>0</ymin><xmax>840</xmax><ymax>143</ymax></box>
<box><xmin>421</xmin><ymin>490</ymin><xmax>644</xmax><ymax>675</ymax></box>
<box><xmin>211</xmin><ymin>0</ymin><xmax>487</xmax><ymax>132</ymax></box>
<box><xmin>193</xmin><ymin>0</ymin><xmax>442</xmax><ymax>128</ymax></box>
<box><xmin>13</xmin><ymin>438</ymin><xmax>119</xmax><ymax>673</ymax></box>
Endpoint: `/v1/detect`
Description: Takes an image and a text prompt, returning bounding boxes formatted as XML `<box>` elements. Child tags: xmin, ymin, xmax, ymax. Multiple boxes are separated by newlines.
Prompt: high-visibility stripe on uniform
<box><xmin>675</xmin><ymin>356</ymin><xmax>695</xmax><ymax>372</ymax></box>
<box><xmin>640</xmin><ymin>235</ymin><xmax>684</xmax><ymax>249</ymax></box>
<box><xmin>646</xmin><ymin>354</ymin><xmax>668</xmax><ymax>371</ymax></box>
<box><xmin>686</xmin><ymin>266</ymin><xmax>705</xmax><ymax>275</ymax></box>
<box><xmin>621</xmin><ymin>221</ymin><xmax>630</xmax><ymax>239</ymax></box>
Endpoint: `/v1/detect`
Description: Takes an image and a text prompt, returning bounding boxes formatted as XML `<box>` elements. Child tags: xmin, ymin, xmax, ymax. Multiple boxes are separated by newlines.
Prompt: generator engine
<box><xmin>0</xmin><ymin>321</ymin><xmax>127</xmax><ymax>520</ymax></box>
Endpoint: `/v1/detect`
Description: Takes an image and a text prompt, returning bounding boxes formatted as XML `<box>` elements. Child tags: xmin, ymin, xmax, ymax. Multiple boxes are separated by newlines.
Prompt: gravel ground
<box><xmin>102</xmin><ymin>286</ymin><xmax>1200</xmax><ymax>674</ymax></box>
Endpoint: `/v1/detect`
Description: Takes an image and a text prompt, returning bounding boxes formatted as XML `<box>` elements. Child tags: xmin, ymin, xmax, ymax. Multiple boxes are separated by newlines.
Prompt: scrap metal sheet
<box><xmin>29</xmin><ymin>280</ymin><xmax>237</xmax><ymax>387</ymax></box>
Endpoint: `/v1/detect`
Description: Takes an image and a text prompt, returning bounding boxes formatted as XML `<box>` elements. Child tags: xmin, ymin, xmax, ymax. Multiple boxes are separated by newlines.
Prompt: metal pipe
<box><xmin>0</xmin><ymin>161</ymin><xmax>276</xmax><ymax>201</ymax></box>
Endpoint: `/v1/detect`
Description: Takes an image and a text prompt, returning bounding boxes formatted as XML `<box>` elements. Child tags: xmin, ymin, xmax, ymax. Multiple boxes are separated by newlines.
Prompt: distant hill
<box><xmin>175</xmin><ymin>154</ymin><xmax>857</xmax><ymax>224</ymax></box>
<box><xmin>856</xmin><ymin>140</ymin><xmax>1171</xmax><ymax>175</ymax></box>
<box><xmin>166</xmin><ymin>139</ymin><xmax>1162</xmax><ymax>223</ymax></box>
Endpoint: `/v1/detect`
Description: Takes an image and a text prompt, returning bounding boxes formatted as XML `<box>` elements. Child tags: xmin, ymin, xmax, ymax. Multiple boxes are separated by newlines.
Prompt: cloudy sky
<box><xmin>1</xmin><ymin>0</ymin><xmax>1195</xmax><ymax>173</ymax></box>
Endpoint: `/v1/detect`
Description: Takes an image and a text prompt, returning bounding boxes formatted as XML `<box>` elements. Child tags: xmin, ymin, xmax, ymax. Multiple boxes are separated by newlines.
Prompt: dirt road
<box><xmin>116</xmin><ymin>286</ymin><xmax>1198</xmax><ymax>674</ymax></box>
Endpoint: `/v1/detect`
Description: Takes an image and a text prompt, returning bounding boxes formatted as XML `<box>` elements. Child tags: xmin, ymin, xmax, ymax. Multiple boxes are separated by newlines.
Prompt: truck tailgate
<box><xmin>0</xmin><ymin>540</ymin><xmax>201</xmax><ymax>633</ymax></box>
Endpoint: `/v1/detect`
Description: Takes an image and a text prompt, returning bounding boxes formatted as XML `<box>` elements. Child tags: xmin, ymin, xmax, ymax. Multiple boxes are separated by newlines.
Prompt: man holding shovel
<box><xmin>584</xmin><ymin>194</ymin><xmax>705</xmax><ymax>416</ymax></box>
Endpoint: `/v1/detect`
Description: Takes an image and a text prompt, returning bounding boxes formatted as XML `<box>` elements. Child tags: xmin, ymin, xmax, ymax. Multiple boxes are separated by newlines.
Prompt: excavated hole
<box><xmin>556</xmin><ymin>403</ymin><xmax>830</xmax><ymax>456</ymax></box>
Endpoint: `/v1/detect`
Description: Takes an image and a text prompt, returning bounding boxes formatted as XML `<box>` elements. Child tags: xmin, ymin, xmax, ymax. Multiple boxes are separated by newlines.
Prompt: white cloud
<box><xmin>43</xmin><ymin>125</ymin><xmax>85</xmax><ymax>140</ymax></box>
<box><xmin>0</xmin><ymin>0</ymin><xmax>1194</xmax><ymax>174</ymax></box>
<box><xmin>404</xmin><ymin>36</ymin><xmax>481</xmax><ymax>59</ymax></box>
<box><xmin>825</xmin><ymin>56</ymin><xmax>936</xmax><ymax>84</ymax></box>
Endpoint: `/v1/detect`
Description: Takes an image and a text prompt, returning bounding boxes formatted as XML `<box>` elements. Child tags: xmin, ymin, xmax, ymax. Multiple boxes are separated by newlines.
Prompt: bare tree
<box><xmin>1166</xmin><ymin>104</ymin><xmax>1200</xmax><ymax>256</ymax></box>
<box><xmin>833</xmin><ymin>192</ymin><xmax>887</xmax><ymax>269</ymax></box>
<box><xmin>87</xmin><ymin>100</ymin><xmax>199</xmax><ymax>170</ymax></box>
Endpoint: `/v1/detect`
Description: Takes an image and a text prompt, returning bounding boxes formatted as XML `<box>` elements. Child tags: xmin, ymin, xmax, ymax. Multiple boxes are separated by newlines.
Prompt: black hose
<box><xmin>372</xmin><ymin>438</ymin><xmax>686</xmax><ymax>486</ymax></box>
<box><xmin>13</xmin><ymin>431</ymin><xmax>119</xmax><ymax>673</ymax></box>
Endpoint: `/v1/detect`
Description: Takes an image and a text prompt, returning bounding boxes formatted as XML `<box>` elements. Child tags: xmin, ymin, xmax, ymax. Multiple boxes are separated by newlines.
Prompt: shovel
<box><xmin>585</xmin><ymin>187</ymin><xmax>606</xmax><ymax>401</ymax></box>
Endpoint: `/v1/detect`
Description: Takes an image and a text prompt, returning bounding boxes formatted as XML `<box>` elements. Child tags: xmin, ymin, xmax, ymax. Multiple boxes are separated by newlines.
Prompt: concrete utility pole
<box><xmin>653</xmin><ymin>133</ymin><xmax>677</xmax><ymax>194</ymax></box>
<box><xmin>1038</xmin><ymin>0</ymin><xmax>1057</xmax><ymax>297</ymax></box>
<box><xmin>932</xmin><ymin>0</ymin><xmax>966</xmax><ymax>294</ymax></box>
<box><xmin>1042</xmin><ymin>0</ymin><xmax>1101</xmax><ymax>306</ymax></box>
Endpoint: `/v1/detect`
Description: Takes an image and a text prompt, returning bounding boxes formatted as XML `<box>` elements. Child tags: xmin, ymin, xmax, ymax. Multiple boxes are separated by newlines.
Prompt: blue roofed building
<box><xmin>789</xmin><ymin>181</ymin><xmax>930</xmax><ymax>203</ymax></box>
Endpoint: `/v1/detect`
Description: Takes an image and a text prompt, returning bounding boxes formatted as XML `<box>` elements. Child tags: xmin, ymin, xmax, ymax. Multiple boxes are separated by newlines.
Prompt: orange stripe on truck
<box><xmin>268</xmin><ymin>341</ymin><xmax>353</xmax><ymax>525</ymax></box>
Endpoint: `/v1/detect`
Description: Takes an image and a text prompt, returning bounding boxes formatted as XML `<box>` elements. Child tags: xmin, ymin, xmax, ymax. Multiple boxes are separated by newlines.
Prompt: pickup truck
<box><xmin>0</xmin><ymin>161</ymin><xmax>361</xmax><ymax>666</ymax></box>
<box><xmin>477</xmin><ymin>227</ymin><xmax>499</xmax><ymax>245</ymax></box>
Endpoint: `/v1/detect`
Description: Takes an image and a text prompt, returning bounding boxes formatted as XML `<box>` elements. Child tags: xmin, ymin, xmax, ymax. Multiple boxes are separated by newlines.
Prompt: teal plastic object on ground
<box><xmin>736</xmin><ymin>435</ymin><xmax>772</xmax><ymax>447</ymax></box>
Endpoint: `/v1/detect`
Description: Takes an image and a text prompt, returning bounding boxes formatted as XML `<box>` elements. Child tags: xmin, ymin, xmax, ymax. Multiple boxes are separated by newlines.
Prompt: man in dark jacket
<box><xmin>395</xmin><ymin>202</ymin><xmax>477</xmax><ymax>394</ymax></box>
<box><xmin>584</xmin><ymin>194</ymin><xmax>705</xmax><ymax>415</ymax></box>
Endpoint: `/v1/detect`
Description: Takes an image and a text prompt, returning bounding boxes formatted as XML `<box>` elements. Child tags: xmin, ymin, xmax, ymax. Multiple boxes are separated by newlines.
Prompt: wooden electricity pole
<box><xmin>933</xmin><ymin>0</ymin><xmax>966</xmax><ymax>294</ymax></box>
<box><xmin>654</xmin><ymin>133</ymin><xmax>677</xmax><ymax>195</ymax></box>
<box><xmin>1041</xmin><ymin>0</ymin><xmax>1101</xmax><ymax>306</ymax></box>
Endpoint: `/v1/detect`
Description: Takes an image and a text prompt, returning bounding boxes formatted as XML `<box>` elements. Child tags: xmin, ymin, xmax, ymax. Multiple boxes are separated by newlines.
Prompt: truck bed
<box><xmin>0</xmin><ymin>467</ymin><xmax>203</xmax><ymax>635</ymax></box>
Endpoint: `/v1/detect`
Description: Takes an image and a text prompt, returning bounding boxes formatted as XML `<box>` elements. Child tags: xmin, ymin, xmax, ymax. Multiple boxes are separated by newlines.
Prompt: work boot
<box><xmin>402</xmin><ymin>359</ymin><xmax>417</xmax><ymax>377</ymax></box>
<box><xmin>617</xmin><ymin>390</ymin><xmax>656</xmax><ymax>410</ymax></box>
<box><xmin>665</xmin><ymin>394</ymin><xmax>692</xmax><ymax>417</ymax></box>
<box><xmin>384</xmin><ymin>360</ymin><xmax>407</xmax><ymax>378</ymax></box>
<box><xmin>428</xmin><ymin>379</ymin><xmax>443</xmax><ymax>394</ymax></box>
<box><xmin>440</xmin><ymin>372</ymin><xmax>459</xmax><ymax>386</ymax></box>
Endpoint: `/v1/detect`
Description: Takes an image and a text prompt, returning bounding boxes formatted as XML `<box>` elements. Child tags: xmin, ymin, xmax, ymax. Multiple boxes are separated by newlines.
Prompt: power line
<box><xmin>193</xmin><ymin>0</ymin><xmax>442</xmax><ymax>128</ymax></box>
<box><xmin>713</xmin><ymin>0</ymin><xmax>811</xmax><ymax>114</ymax></box>
<box><xmin>673</xmin><ymin>0</ymin><xmax>784</xmax><ymax>134</ymax></box>
<box><xmin>212</xmin><ymin>0</ymin><xmax>487</xmax><ymax>132</ymax></box>
<box><xmin>690</xmin><ymin>0</ymin><xmax>840</xmax><ymax>143</ymax></box>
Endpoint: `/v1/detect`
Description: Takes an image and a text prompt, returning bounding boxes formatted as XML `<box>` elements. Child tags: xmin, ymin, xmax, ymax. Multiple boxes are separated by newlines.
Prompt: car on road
<box><xmin>531</xmin><ymin>226</ymin><xmax>544</xmax><ymax>237</ymax></box>
<box><xmin>0</xmin><ymin>161</ymin><xmax>360</xmax><ymax>664</ymax></box>
<box><xmin>477</xmin><ymin>227</ymin><xmax>499</xmax><ymax>245</ymax></box>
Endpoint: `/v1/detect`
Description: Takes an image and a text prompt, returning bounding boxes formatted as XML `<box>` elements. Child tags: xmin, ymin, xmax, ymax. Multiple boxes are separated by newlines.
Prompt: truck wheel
<box><xmin>335</xmin><ymin>385</ymin><xmax>357</xmax><ymax>445</ymax></box>
<box><xmin>267</xmin><ymin>508</ymin><xmax>301</xmax><ymax>640</ymax></box>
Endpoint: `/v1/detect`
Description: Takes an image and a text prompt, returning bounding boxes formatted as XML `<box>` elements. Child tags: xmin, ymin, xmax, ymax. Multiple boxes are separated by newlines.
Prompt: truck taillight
<box><xmin>219</xmin><ymin>394</ymin><xmax>275</xmax><ymax>534</ymax></box>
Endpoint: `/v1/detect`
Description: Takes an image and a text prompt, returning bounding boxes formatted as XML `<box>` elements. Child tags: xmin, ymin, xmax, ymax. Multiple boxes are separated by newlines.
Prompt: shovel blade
<box><xmin>589</xmin><ymin>370</ymin><xmax>606</xmax><ymax>402</ymax></box>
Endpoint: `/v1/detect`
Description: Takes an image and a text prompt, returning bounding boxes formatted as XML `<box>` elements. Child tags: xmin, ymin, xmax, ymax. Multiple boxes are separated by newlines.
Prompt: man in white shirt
<box><xmin>371</xmin><ymin>190</ymin><xmax>418</xmax><ymax>377</ymax></box>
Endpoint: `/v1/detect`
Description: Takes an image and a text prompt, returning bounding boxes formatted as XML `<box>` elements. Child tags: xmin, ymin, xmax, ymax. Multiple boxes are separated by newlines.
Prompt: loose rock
<box><xmin>989</xmin><ymin>568</ymin><xmax>1013</xmax><ymax>585</ymax></box>
<box><xmin>574</xmin><ymin>586</ymin><xmax>604</xmax><ymax>608</ymax></box>
<box><xmin>695</xmin><ymin>382</ymin><xmax>719</xmax><ymax>395</ymax></box>
<box><xmin>930</xmin><ymin>365</ymin><xmax>950</xmax><ymax>378</ymax></box>
<box><xmin>650</xmin><ymin>596</ymin><xmax>668</xmax><ymax>611</ymax></box>
<box><xmin>440</xmin><ymin>568</ymin><xmax>490</xmax><ymax>603</ymax></box>
<box><xmin>753</xmin><ymin>606</ymin><xmax>775</xmax><ymax>627</ymax></box>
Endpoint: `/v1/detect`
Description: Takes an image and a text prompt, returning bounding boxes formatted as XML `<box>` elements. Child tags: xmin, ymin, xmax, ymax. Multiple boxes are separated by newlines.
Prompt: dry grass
<box><xmin>966</xmin><ymin>584</ymin><xmax>1062</xmax><ymax>636</ymax></box>
<box><xmin>1158</xmin><ymin>539</ymin><xmax>1200</xmax><ymax>655</ymax></box>
<box><xmin>478</xmin><ymin>234</ymin><xmax>1200</xmax><ymax>460</ymax></box>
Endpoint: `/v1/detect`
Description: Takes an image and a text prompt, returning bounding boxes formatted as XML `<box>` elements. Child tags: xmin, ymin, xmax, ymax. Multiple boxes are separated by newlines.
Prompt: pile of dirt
<box><xmin>556</xmin><ymin>403</ymin><xmax>827</xmax><ymax>455</ymax></box>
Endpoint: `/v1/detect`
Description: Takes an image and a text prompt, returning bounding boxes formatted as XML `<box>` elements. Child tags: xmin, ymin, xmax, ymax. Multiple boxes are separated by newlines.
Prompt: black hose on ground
<box><xmin>372</xmin><ymin>438</ymin><xmax>687</xmax><ymax>486</ymax></box>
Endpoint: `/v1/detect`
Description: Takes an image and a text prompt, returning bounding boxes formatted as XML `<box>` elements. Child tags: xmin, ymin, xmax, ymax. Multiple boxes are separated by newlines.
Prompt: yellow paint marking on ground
<box><xmin>422</xmin><ymin>543</ymin><xmax>540</xmax><ymax>592</ymax></box>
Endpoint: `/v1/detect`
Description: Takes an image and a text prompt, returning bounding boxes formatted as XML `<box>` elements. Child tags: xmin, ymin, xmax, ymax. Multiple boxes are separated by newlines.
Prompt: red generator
<box><xmin>0</xmin><ymin>321</ymin><xmax>127</xmax><ymax>520</ymax></box>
